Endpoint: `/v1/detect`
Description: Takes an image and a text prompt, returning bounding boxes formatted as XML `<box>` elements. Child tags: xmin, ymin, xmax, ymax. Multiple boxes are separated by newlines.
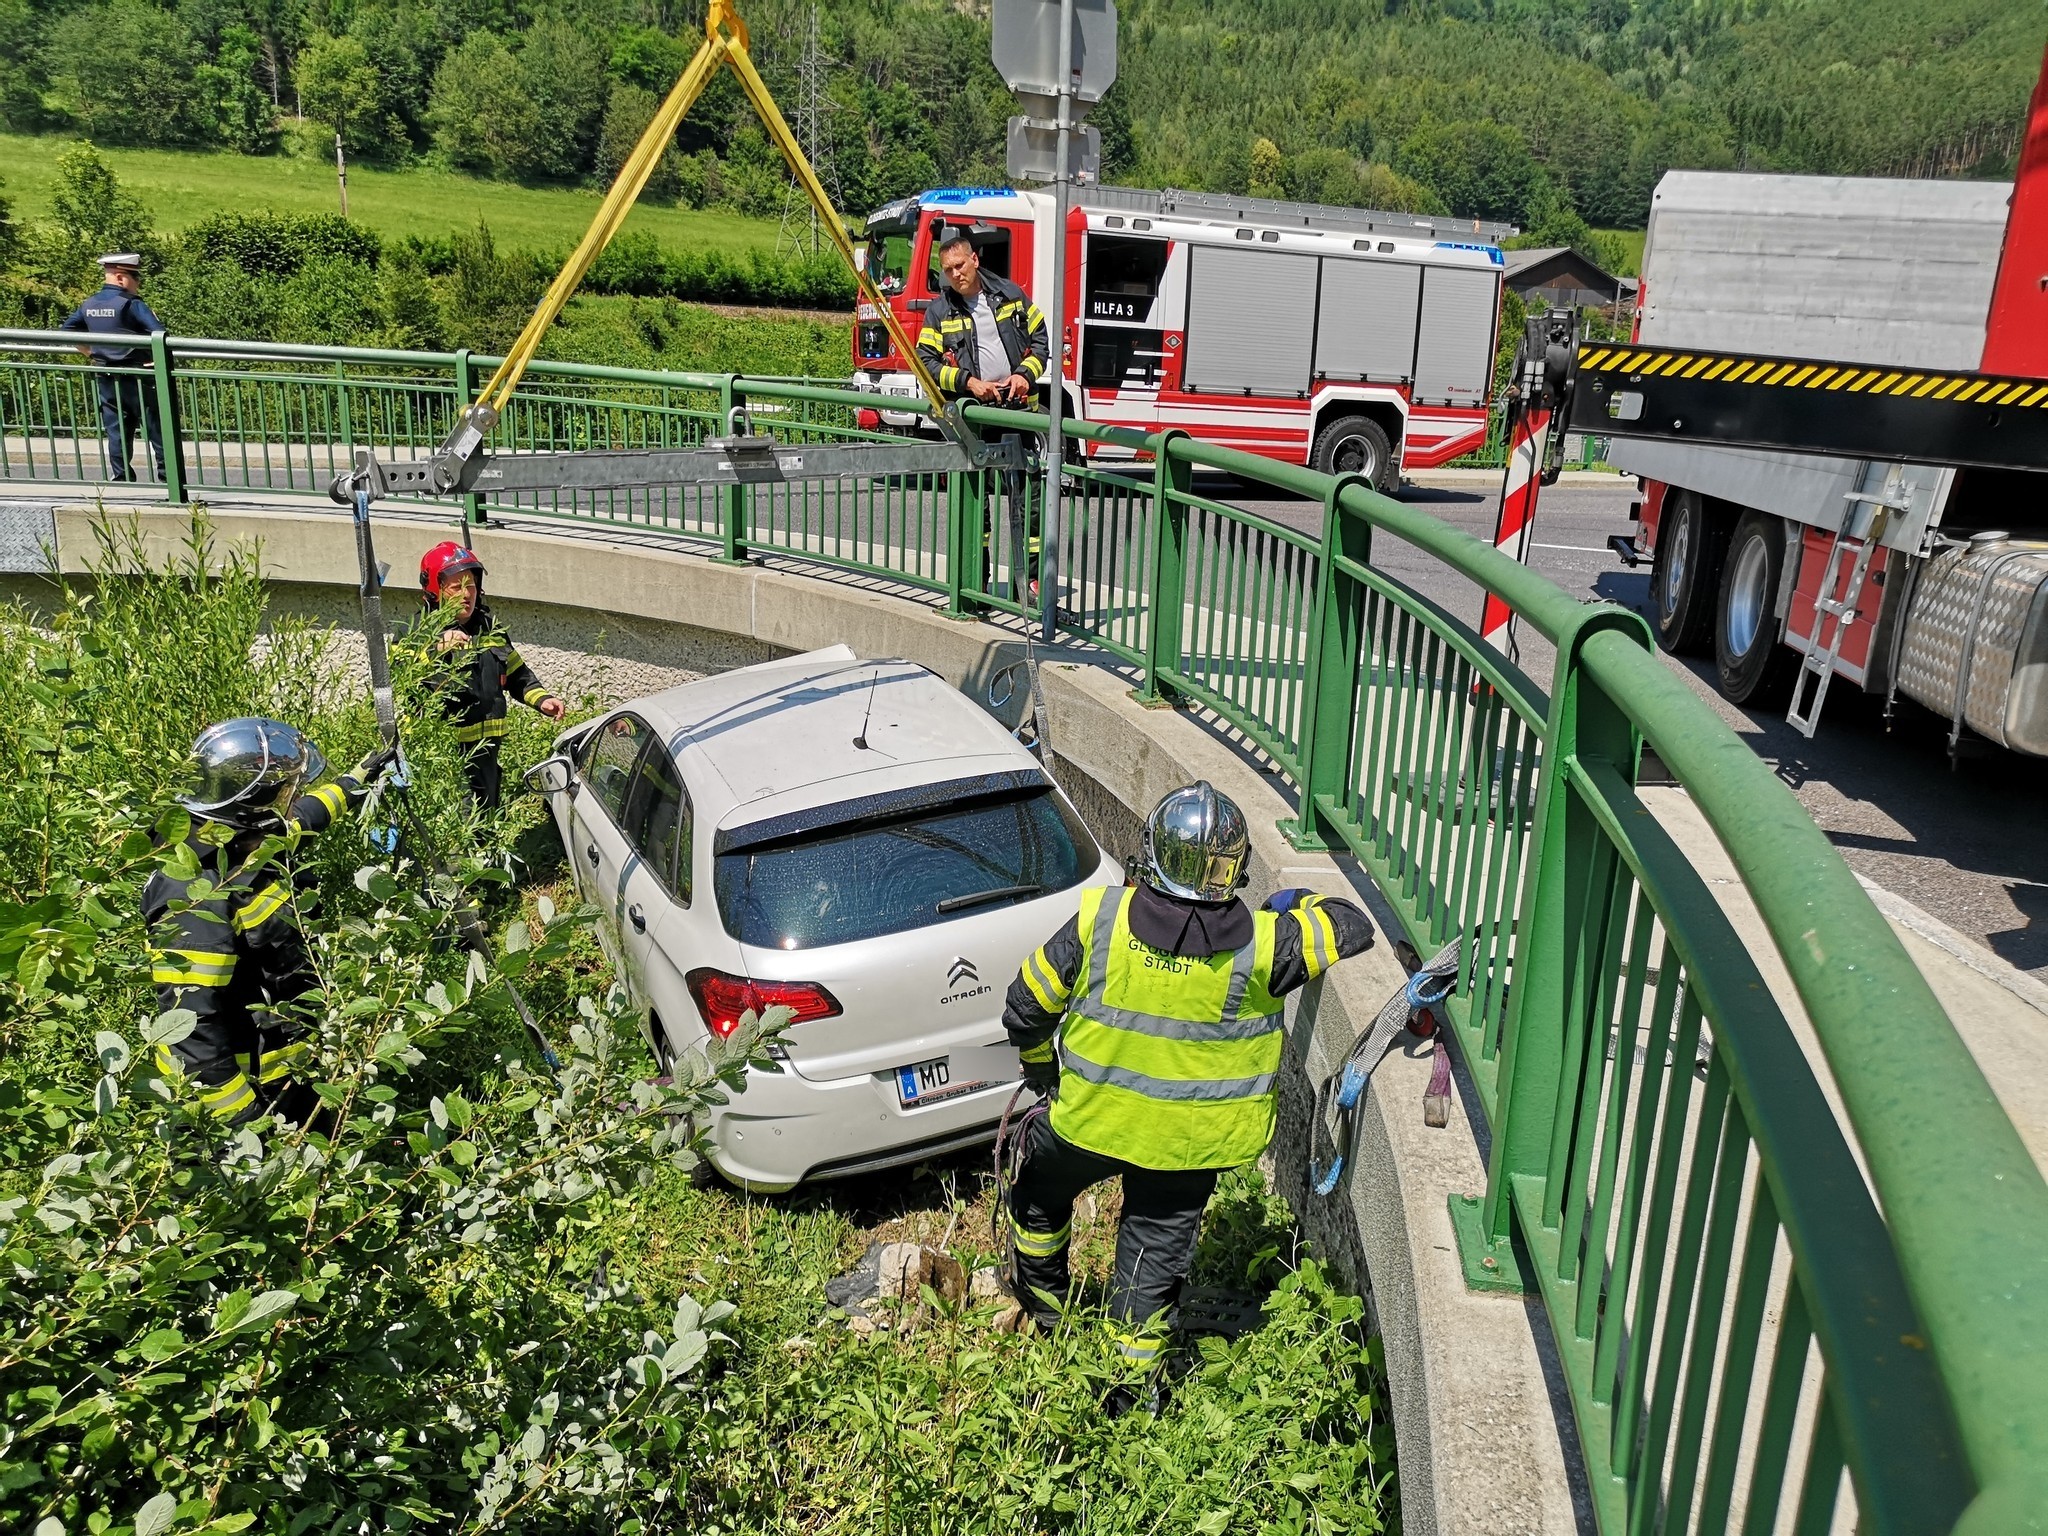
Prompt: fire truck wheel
<box><xmin>1715</xmin><ymin>510</ymin><xmax>1797</xmax><ymax>707</ymax></box>
<box><xmin>1650</xmin><ymin>489</ymin><xmax>1726</xmax><ymax>656</ymax></box>
<box><xmin>1311</xmin><ymin>416</ymin><xmax>1396</xmax><ymax>494</ymax></box>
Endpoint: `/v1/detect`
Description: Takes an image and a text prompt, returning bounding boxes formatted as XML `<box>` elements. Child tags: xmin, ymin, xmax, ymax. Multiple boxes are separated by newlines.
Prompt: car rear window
<box><xmin>714</xmin><ymin>787</ymin><xmax>1092</xmax><ymax>950</ymax></box>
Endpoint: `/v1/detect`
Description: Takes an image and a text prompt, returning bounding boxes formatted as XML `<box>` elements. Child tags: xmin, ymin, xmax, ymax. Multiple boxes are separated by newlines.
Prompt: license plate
<box><xmin>896</xmin><ymin>1055</ymin><xmax>988</xmax><ymax>1108</ymax></box>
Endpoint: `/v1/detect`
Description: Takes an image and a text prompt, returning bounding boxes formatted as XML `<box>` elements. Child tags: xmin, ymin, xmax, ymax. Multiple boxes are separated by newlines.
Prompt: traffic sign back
<box><xmin>991</xmin><ymin>0</ymin><xmax>1117</xmax><ymax>104</ymax></box>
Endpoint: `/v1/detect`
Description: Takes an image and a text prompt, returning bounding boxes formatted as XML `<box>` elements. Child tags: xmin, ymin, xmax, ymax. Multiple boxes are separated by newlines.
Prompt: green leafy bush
<box><xmin>0</xmin><ymin>521</ymin><xmax>782</xmax><ymax>1532</ymax></box>
<box><xmin>179</xmin><ymin>214</ymin><xmax>382</xmax><ymax>280</ymax></box>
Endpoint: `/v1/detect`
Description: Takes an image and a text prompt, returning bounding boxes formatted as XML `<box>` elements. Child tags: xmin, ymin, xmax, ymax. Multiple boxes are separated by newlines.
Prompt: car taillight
<box><xmin>685</xmin><ymin>967</ymin><xmax>842</xmax><ymax>1039</ymax></box>
<box><xmin>855</xmin><ymin>407</ymin><xmax>882</xmax><ymax>429</ymax></box>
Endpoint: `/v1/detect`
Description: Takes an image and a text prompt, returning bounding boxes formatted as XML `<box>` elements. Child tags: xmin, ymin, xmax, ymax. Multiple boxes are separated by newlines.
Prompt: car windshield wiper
<box><xmin>936</xmin><ymin>883</ymin><xmax>1043</xmax><ymax>915</ymax></box>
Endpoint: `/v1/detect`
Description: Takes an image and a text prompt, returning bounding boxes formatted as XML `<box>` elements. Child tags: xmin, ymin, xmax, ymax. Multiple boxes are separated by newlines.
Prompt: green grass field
<box><xmin>1593</xmin><ymin>227</ymin><xmax>1645</xmax><ymax>277</ymax></box>
<box><xmin>0</xmin><ymin>133</ymin><xmax>782</xmax><ymax>255</ymax></box>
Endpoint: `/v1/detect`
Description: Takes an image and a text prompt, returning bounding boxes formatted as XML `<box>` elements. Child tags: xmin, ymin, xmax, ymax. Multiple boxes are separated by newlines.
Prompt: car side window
<box><xmin>621</xmin><ymin>745</ymin><xmax>692</xmax><ymax>904</ymax></box>
<box><xmin>583</xmin><ymin>713</ymin><xmax>649</xmax><ymax>825</ymax></box>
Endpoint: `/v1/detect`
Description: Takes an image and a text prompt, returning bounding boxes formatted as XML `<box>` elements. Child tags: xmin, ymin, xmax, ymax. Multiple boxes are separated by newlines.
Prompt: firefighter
<box><xmin>57</xmin><ymin>253</ymin><xmax>166</xmax><ymax>483</ymax></box>
<box><xmin>144</xmin><ymin>719</ymin><xmax>394</xmax><ymax>1125</ymax></box>
<box><xmin>1002</xmin><ymin>781</ymin><xmax>1376</xmax><ymax>1415</ymax></box>
<box><xmin>915</xmin><ymin>226</ymin><xmax>1050</xmax><ymax>599</ymax></box>
<box><xmin>406</xmin><ymin>542</ymin><xmax>566</xmax><ymax>811</ymax></box>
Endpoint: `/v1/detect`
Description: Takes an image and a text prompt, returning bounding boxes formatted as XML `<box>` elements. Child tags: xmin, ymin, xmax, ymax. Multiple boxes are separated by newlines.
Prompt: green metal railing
<box><xmin>6</xmin><ymin>328</ymin><xmax>2045</xmax><ymax>1534</ymax></box>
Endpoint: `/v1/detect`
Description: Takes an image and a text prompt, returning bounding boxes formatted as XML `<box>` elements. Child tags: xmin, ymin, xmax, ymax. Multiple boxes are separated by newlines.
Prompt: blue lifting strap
<box><xmin>1312</xmin><ymin>939</ymin><xmax>1461</xmax><ymax>1197</ymax></box>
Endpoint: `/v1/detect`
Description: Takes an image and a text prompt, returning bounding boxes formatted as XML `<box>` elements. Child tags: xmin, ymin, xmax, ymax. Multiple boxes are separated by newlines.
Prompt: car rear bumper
<box><xmin>704</xmin><ymin>1060</ymin><xmax>1019</xmax><ymax>1191</ymax></box>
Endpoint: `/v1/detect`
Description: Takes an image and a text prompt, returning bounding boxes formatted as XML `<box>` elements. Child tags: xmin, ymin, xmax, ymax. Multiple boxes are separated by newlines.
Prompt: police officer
<box><xmin>145</xmin><ymin>719</ymin><xmax>394</xmax><ymax>1125</ymax></box>
<box><xmin>405</xmin><ymin>542</ymin><xmax>565</xmax><ymax>810</ymax></box>
<box><xmin>1002</xmin><ymin>782</ymin><xmax>1376</xmax><ymax>1414</ymax></box>
<box><xmin>59</xmin><ymin>253</ymin><xmax>167</xmax><ymax>483</ymax></box>
<box><xmin>915</xmin><ymin>227</ymin><xmax>1050</xmax><ymax>599</ymax></box>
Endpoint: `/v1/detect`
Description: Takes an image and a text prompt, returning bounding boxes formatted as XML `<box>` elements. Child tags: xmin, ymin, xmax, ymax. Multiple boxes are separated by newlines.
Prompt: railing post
<box><xmin>1451</xmin><ymin>604</ymin><xmax>1652</xmax><ymax>1290</ymax></box>
<box><xmin>1282</xmin><ymin>470</ymin><xmax>1374</xmax><ymax>849</ymax></box>
<box><xmin>1138</xmin><ymin>429</ymin><xmax>1192</xmax><ymax>705</ymax></box>
<box><xmin>944</xmin><ymin>462</ymin><xmax>977</xmax><ymax>618</ymax></box>
<box><xmin>453</xmin><ymin>348</ymin><xmax>482</xmax><ymax>530</ymax></box>
<box><xmin>148</xmin><ymin>331</ymin><xmax>188</xmax><ymax>504</ymax></box>
<box><xmin>717</xmin><ymin>374</ymin><xmax>748</xmax><ymax>564</ymax></box>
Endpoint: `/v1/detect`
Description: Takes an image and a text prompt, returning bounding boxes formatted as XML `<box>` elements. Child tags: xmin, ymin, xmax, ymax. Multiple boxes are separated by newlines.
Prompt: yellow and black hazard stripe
<box><xmin>1568</xmin><ymin>344</ymin><xmax>2048</xmax><ymax>473</ymax></box>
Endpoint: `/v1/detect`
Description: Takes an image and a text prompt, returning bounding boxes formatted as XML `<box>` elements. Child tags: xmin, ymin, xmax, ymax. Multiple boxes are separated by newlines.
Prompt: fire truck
<box><xmin>850</xmin><ymin>185</ymin><xmax>1516</xmax><ymax>489</ymax></box>
<box><xmin>1600</xmin><ymin>95</ymin><xmax>2048</xmax><ymax>758</ymax></box>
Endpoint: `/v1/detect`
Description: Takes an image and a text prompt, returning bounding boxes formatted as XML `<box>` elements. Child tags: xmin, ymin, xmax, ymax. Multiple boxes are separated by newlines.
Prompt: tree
<box><xmin>1249</xmin><ymin>136</ymin><xmax>1285</xmax><ymax>200</ymax></box>
<box><xmin>1395</xmin><ymin>119</ymin><xmax>1547</xmax><ymax>225</ymax></box>
<box><xmin>45</xmin><ymin>0</ymin><xmax>203</xmax><ymax>146</ymax></box>
<box><xmin>0</xmin><ymin>0</ymin><xmax>49</xmax><ymax>132</ymax></box>
<box><xmin>49</xmin><ymin>141</ymin><xmax>156</xmax><ymax>263</ymax></box>
<box><xmin>596</xmin><ymin>83</ymin><xmax>684</xmax><ymax>202</ymax></box>
<box><xmin>193</xmin><ymin>23</ymin><xmax>276</xmax><ymax>153</ymax></box>
<box><xmin>296</xmin><ymin>31</ymin><xmax>405</xmax><ymax>162</ymax></box>
<box><xmin>428</xmin><ymin>33</ymin><xmax>542</xmax><ymax>179</ymax></box>
<box><xmin>516</xmin><ymin>18</ymin><xmax>610</xmax><ymax>181</ymax></box>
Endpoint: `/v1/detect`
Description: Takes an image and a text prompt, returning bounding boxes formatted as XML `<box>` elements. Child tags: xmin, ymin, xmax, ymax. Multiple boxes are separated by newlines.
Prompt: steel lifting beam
<box><xmin>1566</xmin><ymin>343</ymin><xmax>2048</xmax><ymax>472</ymax></box>
<box><xmin>328</xmin><ymin>432</ymin><xmax>1015</xmax><ymax>505</ymax></box>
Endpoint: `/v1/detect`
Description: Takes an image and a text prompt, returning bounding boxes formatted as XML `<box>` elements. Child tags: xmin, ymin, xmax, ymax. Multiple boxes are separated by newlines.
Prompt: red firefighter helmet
<box><xmin>419</xmin><ymin>541</ymin><xmax>485</xmax><ymax>604</ymax></box>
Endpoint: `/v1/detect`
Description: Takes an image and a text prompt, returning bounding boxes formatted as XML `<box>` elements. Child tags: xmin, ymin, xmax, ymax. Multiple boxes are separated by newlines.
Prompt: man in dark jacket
<box><xmin>145</xmin><ymin>718</ymin><xmax>393</xmax><ymax>1125</ymax></box>
<box><xmin>58</xmin><ymin>253</ymin><xmax>166</xmax><ymax>483</ymax></box>
<box><xmin>916</xmin><ymin>227</ymin><xmax>1052</xmax><ymax>599</ymax></box>
<box><xmin>405</xmin><ymin>542</ymin><xmax>565</xmax><ymax>810</ymax></box>
<box><xmin>1002</xmin><ymin>781</ymin><xmax>1375</xmax><ymax>1415</ymax></box>
<box><xmin>915</xmin><ymin>228</ymin><xmax>1049</xmax><ymax>405</ymax></box>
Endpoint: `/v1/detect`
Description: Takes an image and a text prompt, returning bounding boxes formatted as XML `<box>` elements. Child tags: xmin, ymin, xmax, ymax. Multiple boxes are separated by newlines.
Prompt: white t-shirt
<box><xmin>968</xmin><ymin>290</ymin><xmax>1009</xmax><ymax>380</ymax></box>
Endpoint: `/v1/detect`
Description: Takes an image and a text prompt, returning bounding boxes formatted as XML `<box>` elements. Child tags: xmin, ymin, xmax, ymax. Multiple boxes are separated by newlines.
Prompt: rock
<box><xmin>824</xmin><ymin>1241</ymin><xmax>884</xmax><ymax>1313</ymax></box>
<box><xmin>968</xmin><ymin>1266</ymin><xmax>1010</xmax><ymax>1302</ymax></box>
<box><xmin>878</xmin><ymin>1242</ymin><xmax>967</xmax><ymax>1309</ymax></box>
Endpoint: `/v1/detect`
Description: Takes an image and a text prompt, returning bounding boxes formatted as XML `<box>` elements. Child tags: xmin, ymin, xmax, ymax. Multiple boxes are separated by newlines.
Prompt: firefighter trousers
<box><xmin>463</xmin><ymin>740</ymin><xmax>504</xmax><ymax>811</ymax></box>
<box><xmin>1008</xmin><ymin>1112</ymin><xmax>1219</xmax><ymax>1366</ymax></box>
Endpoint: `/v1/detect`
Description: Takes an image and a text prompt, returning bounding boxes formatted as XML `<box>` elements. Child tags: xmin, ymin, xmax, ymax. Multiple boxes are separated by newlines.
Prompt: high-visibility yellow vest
<box><xmin>1048</xmin><ymin>886</ymin><xmax>1288</xmax><ymax>1171</ymax></box>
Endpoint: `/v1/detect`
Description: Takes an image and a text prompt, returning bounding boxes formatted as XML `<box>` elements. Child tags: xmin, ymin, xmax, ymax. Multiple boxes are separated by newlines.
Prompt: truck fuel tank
<box><xmin>1895</xmin><ymin>534</ymin><xmax>2048</xmax><ymax>756</ymax></box>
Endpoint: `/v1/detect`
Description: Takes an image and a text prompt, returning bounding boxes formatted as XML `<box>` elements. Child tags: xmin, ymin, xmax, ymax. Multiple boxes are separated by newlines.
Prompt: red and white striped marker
<box><xmin>1479</xmin><ymin>396</ymin><xmax>1554</xmax><ymax>656</ymax></box>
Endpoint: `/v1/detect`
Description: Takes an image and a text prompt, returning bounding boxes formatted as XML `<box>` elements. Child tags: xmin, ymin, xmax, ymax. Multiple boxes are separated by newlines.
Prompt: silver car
<box><xmin>530</xmin><ymin>645</ymin><xmax>1117</xmax><ymax>1191</ymax></box>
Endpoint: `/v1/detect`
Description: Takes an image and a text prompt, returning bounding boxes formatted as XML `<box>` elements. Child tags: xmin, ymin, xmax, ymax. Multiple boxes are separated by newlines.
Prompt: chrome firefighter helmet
<box><xmin>179</xmin><ymin>717</ymin><xmax>329</xmax><ymax>831</ymax></box>
<box><xmin>1140</xmin><ymin>781</ymin><xmax>1250</xmax><ymax>902</ymax></box>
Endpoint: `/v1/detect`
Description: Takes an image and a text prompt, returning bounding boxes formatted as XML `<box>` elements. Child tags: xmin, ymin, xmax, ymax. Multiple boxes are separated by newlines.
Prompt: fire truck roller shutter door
<box><xmin>1314</xmin><ymin>258</ymin><xmax>1422</xmax><ymax>382</ymax></box>
<box><xmin>1182</xmin><ymin>246</ymin><xmax>1319</xmax><ymax>396</ymax></box>
<box><xmin>1412</xmin><ymin>266</ymin><xmax>1499</xmax><ymax>407</ymax></box>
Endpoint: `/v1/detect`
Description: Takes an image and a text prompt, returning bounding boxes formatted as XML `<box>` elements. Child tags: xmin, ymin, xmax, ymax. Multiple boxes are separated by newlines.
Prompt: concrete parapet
<box><xmin>30</xmin><ymin>497</ymin><xmax>1589</xmax><ymax>1534</ymax></box>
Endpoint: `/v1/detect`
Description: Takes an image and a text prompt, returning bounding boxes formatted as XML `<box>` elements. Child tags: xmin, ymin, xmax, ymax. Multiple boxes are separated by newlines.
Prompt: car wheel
<box><xmin>1715</xmin><ymin>510</ymin><xmax>1798</xmax><ymax>706</ymax></box>
<box><xmin>1650</xmin><ymin>489</ymin><xmax>1726</xmax><ymax>656</ymax></box>
<box><xmin>1311</xmin><ymin>415</ymin><xmax>1397</xmax><ymax>494</ymax></box>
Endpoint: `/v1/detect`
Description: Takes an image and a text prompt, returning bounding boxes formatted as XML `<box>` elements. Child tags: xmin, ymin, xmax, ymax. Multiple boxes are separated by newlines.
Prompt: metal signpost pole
<box><xmin>1038</xmin><ymin>0</ymin><xmax>1075</xmax><ymax>641</ymax></box>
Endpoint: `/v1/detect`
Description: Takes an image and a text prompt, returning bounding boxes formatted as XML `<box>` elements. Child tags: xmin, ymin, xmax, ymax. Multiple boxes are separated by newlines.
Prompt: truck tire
<box><xmin>1312</xmin><ymin>415</ymin><xmax>1397</xmax><ymax>494</ymax></box>
<box><xmin>1715</xmin><ymin>510</ymin><xmax>1798</xmax><ymax>707</ymax></box>
<box><xmin>1650</xmin><ymin>489</ymin><xmax>1725</xmax><ymax>656</ymax></box>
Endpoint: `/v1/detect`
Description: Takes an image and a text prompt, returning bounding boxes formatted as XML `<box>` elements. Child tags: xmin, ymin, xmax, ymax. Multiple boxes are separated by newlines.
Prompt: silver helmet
<box><xmin>180</xmin><ymin>717</ymin><xmax>329</xmax><ymax>831</ymax></box>
<box><xmin>1141</xmin><ymin>781</ymin><xmax>1249</xmax><ymax>902</ymax></box>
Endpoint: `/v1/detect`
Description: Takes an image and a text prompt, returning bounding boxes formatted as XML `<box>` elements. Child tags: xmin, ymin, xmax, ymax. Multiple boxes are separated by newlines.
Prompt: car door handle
<box><xmin>585</xmin><ymin>845</ymin><xmax>599</xmax><ymax>868</ymax></box>
<box><xmin>628</xmin><ymin>904</ymin><xmax>646</xmax><ymax>933</ymax></box>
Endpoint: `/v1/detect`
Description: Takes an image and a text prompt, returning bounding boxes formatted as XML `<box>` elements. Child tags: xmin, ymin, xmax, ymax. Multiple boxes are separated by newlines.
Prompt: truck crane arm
<box><xmin>1562</xmin><ymin>342</ymin><xmax>2048</xmax><ymax>473</ymax></box>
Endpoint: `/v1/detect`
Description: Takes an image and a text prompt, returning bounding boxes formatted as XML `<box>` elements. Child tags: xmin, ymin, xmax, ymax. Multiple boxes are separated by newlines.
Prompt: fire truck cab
<box><xmin>853</xmin><ymin>185</ymin><xmax>1514</xmax><ymax>488</ymax></box>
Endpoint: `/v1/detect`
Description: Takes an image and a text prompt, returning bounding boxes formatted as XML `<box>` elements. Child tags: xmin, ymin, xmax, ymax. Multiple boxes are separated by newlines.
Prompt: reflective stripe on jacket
<box><xmin>1047</xmin><ymin>886</ymin><xmax>1288</xmax><ymax>1170</ymax></box>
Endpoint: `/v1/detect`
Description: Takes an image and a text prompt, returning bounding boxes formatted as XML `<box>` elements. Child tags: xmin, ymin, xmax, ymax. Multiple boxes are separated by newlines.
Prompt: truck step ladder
<box><xmin>1786</xmin><ymin>473</ymin><xmax>1906</xmax><ymax>737</ymax></box>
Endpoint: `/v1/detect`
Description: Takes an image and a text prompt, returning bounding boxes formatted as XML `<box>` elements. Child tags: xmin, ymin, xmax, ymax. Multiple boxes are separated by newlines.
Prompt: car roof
<box><xmin>629</xmin><ymin>647</ymin><xmax>1039</xmax><ymax>830</ymax></box>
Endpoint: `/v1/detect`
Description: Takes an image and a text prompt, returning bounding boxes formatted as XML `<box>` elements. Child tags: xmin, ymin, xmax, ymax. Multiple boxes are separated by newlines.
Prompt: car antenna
<box><xmin>852</xmin><ymin>665</ymin><xmax>881</xmax><ymax>750</ymax></box>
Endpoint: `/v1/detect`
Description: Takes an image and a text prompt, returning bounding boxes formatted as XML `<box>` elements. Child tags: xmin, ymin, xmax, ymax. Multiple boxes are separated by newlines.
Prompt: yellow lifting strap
<box><xmin>472</xmin><ymin>0</ymin><xmax>947</xmax><ymax>423</ymax></box>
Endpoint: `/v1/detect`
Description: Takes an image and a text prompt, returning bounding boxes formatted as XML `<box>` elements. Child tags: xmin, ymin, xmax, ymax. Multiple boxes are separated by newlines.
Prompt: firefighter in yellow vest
<box><xmin>1002</xmin><ymin>781</ymin><xmax>1375</xmax><ymax>1414</ymax></box>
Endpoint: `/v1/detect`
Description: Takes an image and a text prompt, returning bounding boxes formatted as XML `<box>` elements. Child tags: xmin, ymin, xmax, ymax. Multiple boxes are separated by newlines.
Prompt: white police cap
<box><xmin>97</xmin><ymin>252</ymin><xmax>142</xmax><ymax>270</ymax></box>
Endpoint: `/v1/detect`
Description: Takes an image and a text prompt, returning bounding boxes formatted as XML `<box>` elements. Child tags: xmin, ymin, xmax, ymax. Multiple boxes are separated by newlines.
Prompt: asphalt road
<box><xmin>1219</xmin><ymin>470</ymin><xmax>2048</xmax><ymax>981</ymax></box>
